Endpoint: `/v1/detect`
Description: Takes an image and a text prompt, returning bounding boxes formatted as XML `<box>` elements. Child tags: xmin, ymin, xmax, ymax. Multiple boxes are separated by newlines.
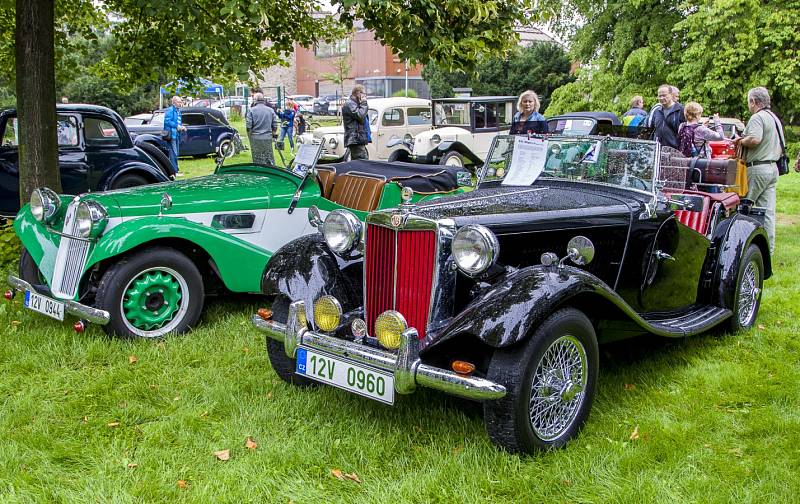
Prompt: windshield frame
<box><xmin>477</xmin><ymin>134</ymin><xmax>661</xmax><ymax>198</ymax></box>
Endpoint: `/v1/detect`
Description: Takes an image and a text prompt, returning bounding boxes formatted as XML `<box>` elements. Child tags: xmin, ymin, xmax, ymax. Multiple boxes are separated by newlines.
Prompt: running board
<box><xmin>642</xmin><ymin>305</ymin><xmax>731</xmax><ymax>337</ymax></box>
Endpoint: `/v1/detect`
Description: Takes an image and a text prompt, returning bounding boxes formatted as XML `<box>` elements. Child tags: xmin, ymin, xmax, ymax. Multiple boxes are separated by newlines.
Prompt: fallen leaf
<box><xmin>629</xmin><ymin>425</ymin><xmax>640</xmax><ymax>441</ymax></box>
<box><xmin>266</xmin><ymin>392</ymin><xmax>273</xmax><ymax>400</ymax></box>
<box><xmin>173</xmin><ymin>396</ymin><xmax>181</xmax><ymax>401</ymax></box>
<box><xmin>82</xmin><ymin>416</ymin><xmax>88</xmax><ymax>423</ymax></box>
<box><xmin>624</xmin><ymin>383</ymin><xmax>636</xmax><ymax>391</ymax></box>
<box><xmin>149</xmin><ymin>384</ymin><xmax>157</xmax><ymax>389</ymax></box>
<box><xmin>11</xmin><ymin>320</ymin><xmax>21</xmax><ymax>325</ymax></box>
<box><xmin>214</xmin><ymin>449</ymin><xmax>230</xmax><ymax>461</ymax></box>
<box><xmin>452</xmin><ymin>444</ymin><xmax>463</xmax><ymax>455</ymax></box>
<box><xmin>200</xmin><ymin>411</ymin><xmax>209</xmax><ymax>418</ymax></box>
<box><xmin>729</xmin><ymin>447</ymin><xmax>743</xmax><ymax>458</ymax></box>
<box><xmin>242</xmin><ymin>346</ymin><xmax>250</xmax><ymax>353</ymax></box>
<box><xmin>704</xmin><ymin>443</ymin><xmax>712</xmax><ymax>448</ymax></box>
<box><xmin>128</xmin><ymin>355</ymin><xmax>138</xmax><ymax>364</ymax></box>
<box><xmin>344</xmin><ymin>472</ymin><xmax>362</xmax><ymax>484</ymax></box>
<box><xmin>177</xmin><ymin>480</ymin><xmax>188</xmax><ymax>489</ymax></box>
<box><xmin>107</xmin><ymin>421</ymin><xmax>120</xmax><ymax>428</ymax></box>
<box><xmin>330</xmin><ymin>468</ymin><xmax>345</xmax><ymax>480</ymax></box>
<box><xmin>127</xmin><ymin>463</ymin><xmax>138</xmax><ymax>469</ymax></box>
<box><xmin>245</xmin><ymin>437</ymin><xmax>258</xmax><ymax>450</ymax></box>
<box><xmin>758</xmin><ymin>324</ymin><xmax>765</xmax><ymax>330</ymax></box>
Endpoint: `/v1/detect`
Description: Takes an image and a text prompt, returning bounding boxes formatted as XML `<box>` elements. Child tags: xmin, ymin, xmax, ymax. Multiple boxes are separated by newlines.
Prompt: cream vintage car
<box><xmin>297</xmin><ymin>97</ymin><xmax>432</xmax><ymax>162</ymax></box>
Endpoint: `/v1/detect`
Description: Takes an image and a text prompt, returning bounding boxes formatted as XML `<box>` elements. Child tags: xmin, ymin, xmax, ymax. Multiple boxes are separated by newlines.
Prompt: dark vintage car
<box><xmin>0</xmin><ymin>104</ymin><xmax>172</xmax><ymax>217</ymax></box>
<box><xmin>127</xmin><ymin>107</ymin><xmax>244</xmax><ymax>160</ymax></box>
<box><xmin>252</xmin><ymin>133</ymin><xmax>771</xmax><ymax>454</ymax></box>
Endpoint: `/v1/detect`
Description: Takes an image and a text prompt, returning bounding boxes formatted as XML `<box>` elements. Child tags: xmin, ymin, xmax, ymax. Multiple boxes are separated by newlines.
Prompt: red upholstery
<box><xmin>663</xmin><ymin>188</ymin><xmax>740</xmax><ymax>235</ymax></box>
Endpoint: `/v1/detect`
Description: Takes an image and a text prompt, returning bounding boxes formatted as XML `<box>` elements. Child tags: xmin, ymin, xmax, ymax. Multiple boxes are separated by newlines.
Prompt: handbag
<box><xmin>765</xmin><ymin>110</ymin><xmax>789</xmax><ymax>175</ymax></box>
<box><xmin>160</xmin><ymin>129</ymin><xmax>172</xmax><ymax>142</ymax></box>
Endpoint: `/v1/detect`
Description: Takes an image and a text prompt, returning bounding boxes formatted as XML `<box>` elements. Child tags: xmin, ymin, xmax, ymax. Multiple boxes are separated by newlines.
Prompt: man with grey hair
<box><xmin>736</xmin><ymin>86</ymin><xmax>783</xmax><ymax>252</ymax></box>
<box><xmin>246</xmin><ymin>92</ymin><xmax>278</xmax><ymax>165</ymax></box>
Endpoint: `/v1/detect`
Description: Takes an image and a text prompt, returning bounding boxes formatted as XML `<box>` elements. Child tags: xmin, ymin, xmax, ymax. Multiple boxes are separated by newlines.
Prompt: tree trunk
<box><xmin>16</xmin><ymin>0</ymin><xmax>61</xmax><ymax>205</ymax></box>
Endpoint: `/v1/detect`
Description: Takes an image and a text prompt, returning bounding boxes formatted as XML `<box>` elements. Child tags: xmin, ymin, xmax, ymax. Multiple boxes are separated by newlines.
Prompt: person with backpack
<box><xmin>676</xmin><ymin>102</ymin><xmax>725</xmax><ymax>158</ymax></box>
<box><xmin>648</xmin><ymin>84</ymin><xmax>685</xmax><ymax>149</ymax></box>
<box><xmin>735</xmin><ymin>86</ymin><xmax>784</xmax><ymax>252</ymax></box>
<box><xmin>622</xmin><ymin>96</ymin><xmax>648</xmax><ymax>127</ymax></box>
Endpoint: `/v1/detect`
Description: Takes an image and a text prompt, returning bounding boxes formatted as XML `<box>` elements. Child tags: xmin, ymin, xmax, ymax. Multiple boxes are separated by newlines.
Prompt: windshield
<box><xmin>434</xmin><ymin>102</ymin><xmax>470</xmax><ymax>127</ymax></box>
<box><xmin>149</xmin><ymin>112</ymin><xmax>165</xmax><ymax>127</ymax></box>
<box><xmin>368</xmin><ymin>109</ymin><xmax>378</xmax><ymax>126</ymax></box>
<box><xmin>480</xmin><ymin>134</ymin><xmax>658</xmax><ymax>193</ymax></box>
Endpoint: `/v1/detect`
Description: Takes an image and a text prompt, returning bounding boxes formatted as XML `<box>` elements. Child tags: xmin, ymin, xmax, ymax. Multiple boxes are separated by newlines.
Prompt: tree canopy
<box><xmin>546</xmin><ymin>0</ymin><xmax>800</xmax><ymax>122</ymax></box>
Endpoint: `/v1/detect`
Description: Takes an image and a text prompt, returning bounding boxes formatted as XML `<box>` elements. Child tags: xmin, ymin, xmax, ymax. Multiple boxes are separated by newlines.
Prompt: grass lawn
<box><xmin>1</xmin><ymin>165</ymin><xmax>799</xmax><ymax>501</ymax></box>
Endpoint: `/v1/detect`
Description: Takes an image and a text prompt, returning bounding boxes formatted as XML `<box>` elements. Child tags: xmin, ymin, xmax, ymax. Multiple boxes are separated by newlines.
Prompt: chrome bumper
<box><xmin>7</xmin><ymin>274</ymin><xmax>110</xmax><ymax>325</ymax></box>
<box><xmin>252</xmin><ymin>300</ymin><xmax>506</xmax><ymax>401</ymax></box>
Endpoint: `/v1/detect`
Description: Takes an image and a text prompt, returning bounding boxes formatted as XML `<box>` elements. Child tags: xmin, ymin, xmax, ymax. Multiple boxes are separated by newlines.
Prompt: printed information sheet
<box><xmin>502</xmin><ymin>136</ymin><xmax>548</xmax><ymax>186</ymax></box>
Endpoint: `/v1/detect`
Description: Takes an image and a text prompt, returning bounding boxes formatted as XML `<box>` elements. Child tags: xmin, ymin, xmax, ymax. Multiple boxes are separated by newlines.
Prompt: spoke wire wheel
<box><xmin>120</xmin><ymin>266</ymin><xmax>189</xmax><ymax>338</ymax></box>
<box><xmin>737</xmin><ymin>258</ymin><xmax>761</xmax><ymax>328</ymax></box>
<box><xmin>528</xmin><ymin>335</ymin><xmax>588</xmax><ymax>441</ymax></box>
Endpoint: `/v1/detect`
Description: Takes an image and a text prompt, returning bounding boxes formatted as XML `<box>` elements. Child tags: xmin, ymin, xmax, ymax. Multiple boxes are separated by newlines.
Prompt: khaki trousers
<box><xmin>746</xmin><ymin>163</ymin><xmax>778</xmax><ymax>253</ymax></box>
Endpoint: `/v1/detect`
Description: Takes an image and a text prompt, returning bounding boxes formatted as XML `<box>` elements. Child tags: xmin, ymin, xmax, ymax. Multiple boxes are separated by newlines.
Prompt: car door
<box><xmin>376</xmin><ymin>107</ymin><xmax>405</xmax><ymax>159</ymax></box>
<box><xmin>82</xmin><ymin>114</ymin><xmax>125</xmax><ymax>188</ymax></box>
<box><xmin>180</xmin><ymin>112</ymin><xmax>212</xmax><ymax>155</ymax></box>
<box><xmin>0</xmin><ymin>114</ymin><xmax>20</xmax><ymax>216</ymax></box>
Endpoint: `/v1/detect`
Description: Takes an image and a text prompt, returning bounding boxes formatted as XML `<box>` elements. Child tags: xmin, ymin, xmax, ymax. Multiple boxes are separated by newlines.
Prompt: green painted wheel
<box><xmin>121</xmin><ymin>267</ymin><xmax>187</xmax><ymax>334</ymax></box>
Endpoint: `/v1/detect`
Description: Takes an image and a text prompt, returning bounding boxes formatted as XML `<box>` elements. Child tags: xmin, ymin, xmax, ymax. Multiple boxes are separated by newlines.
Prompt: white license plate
<box><xmin>296</xmin><ymin>347</ymin><xmax>395</xmax><ymax>405</ymax></box>
<box><xmin>24</xmin><ymin>290</ymin><xmax>65</xmax><ymax>321</ymax></box>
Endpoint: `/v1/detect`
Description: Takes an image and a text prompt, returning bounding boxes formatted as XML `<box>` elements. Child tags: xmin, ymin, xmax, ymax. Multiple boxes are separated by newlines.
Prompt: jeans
<box><xmin>279</xmin><ymin>125</ymin><xmax>294</xmax><ymax>149</ymax></box>
<box><xmin>168</xmin><ymin>138</ymin><xmax>179</xmax><ymax>173</ymax></box>
<box><xmin>746</xmin><ymin>163</ymin><xmax>778</xmax><ymax>253</ymax></box>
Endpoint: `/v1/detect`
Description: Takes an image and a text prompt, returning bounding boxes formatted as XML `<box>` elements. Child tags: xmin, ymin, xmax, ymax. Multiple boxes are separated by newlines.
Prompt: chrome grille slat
<box><xmin>51</xmin><ymin>201</ymin><xmax>90</xmax><ymax>299</ymax></box>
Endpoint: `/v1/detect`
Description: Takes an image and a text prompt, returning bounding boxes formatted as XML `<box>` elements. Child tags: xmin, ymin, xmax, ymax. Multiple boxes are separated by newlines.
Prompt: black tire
<box><xmin>111</xmin><ymin>173</ymin><xmax>149</xmax><ymax>190</ymax></box>
<box><xmin>439</xmin><ymin>150</ymin><xmax>465</xmax><ymax>167</ymax></box>
<box><xmin>95</xmin><ymin>247</ymin><xmax>204</xmax><ymax>339</ymax></box>
<box><xmin>217</xmin><ymin>138</ymin><xmax>235</xmax><ymax>159</ymax></box>
<box><xmin>266</xmin><ymin>297</ymin><xmax>316</xmax><ymax>387</ymax></box>
<box><xmin>484</xmin><ymin>307</ymin><xmax>599</xmax><ymax>454</ymax></box>
<box><xmin>19</xmin><ymin>247</ymin><xmax>46</xmax><ymax>286</ymax></box>
<box><xmin>137</xmin><ymin>142</ymin><xmax>174</xmax><ymax>178</ymax></box>
<box><xmin>726</xmin><ymin>244</ymin><xmax>764</xmax><ymax>332</ymax></box>
<box><xmin>387</xmin><ymin>149</ymin><xmax>407</xmax><ymax>163</ymax></box>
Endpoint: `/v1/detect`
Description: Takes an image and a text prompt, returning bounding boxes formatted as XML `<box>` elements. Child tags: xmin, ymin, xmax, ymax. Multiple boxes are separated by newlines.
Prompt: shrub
<box><xmin>0</xmin><ymin>220</ymin><xmax>20</xmax><ymax>273</ymax></box>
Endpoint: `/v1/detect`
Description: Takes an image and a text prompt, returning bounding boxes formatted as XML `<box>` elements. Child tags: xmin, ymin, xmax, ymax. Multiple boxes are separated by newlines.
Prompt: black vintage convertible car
<box><xmin>252</xmin><ymin>134</ymin><xmax>770</xmax><ymax>454</ymax></box>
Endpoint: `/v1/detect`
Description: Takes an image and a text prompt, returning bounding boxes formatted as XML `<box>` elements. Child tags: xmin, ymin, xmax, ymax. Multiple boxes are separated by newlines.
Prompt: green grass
<box><xmin>1</xmin><ymin>172</ymin><xmax>799</xmax><ymax>501</ymax></box>
<box><xmin>178</xmin><ymin>117</ymin><xmax>341</xmax><ymax>179</ymax></box>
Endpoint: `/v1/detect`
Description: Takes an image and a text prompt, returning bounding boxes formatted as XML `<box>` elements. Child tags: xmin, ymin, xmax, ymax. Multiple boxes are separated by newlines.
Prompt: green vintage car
<box><xmin>6</xmin><ymin>152</ymin><xmax>470</xmax><ymax>338</ymax></box>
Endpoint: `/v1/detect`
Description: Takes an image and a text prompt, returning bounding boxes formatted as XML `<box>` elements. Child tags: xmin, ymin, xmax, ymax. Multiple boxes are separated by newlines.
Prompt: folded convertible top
<box><xmin>329</xmin><ymin>159</ymin><xmax>467</xmax><ymax>193</ymax></box>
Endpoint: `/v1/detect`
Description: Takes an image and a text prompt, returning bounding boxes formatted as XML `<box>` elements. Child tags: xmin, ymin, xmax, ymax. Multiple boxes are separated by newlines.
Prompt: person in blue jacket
<box><xmin>277</xmin><ymin>100</ymin><xmax>296</xmax><ymax>151</ymax></box>
<box><xmin>510</xmin><ymin>90</ymin><xmax>547</xmax><ymax>135</ymax></box>
<box><xmin>164</xmin><ymin>96</ymin><xmax>187</xmax><ymax>174</ymax></box>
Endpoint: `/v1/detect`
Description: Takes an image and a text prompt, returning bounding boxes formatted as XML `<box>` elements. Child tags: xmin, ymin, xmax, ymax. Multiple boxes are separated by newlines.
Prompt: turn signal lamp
<box><xmin>257</xmin><ymin>308</ymin><xmax>272</xmax><ymax>321</ymax></box>
<box><xmin>313</xmin><ymin>296</ymin><xmax>342</xmax><ymax>332</ymax></box>
<box><xmin>296</xmin><ymin>304</ymin><xmax>308</xmax><ymax>328</ymax></box>
<box><xmin>451</xmin><ymin>360</ymin><xmax>476</xmax><ymax>375</ymax></box>
<box><xmin>375</xmin><ymin>310</ymin><xmax>407</xmax><ymax>350</ymax></box>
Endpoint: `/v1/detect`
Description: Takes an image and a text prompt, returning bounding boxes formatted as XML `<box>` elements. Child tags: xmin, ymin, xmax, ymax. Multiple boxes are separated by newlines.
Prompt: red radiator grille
<box><xmin>365</xmin><ymin>224</ymin><xmax>437</xmax><ymax>340</ymax></box>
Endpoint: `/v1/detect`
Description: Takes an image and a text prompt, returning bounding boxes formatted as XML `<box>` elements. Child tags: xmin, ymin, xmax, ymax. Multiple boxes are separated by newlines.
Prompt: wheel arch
<box><xmin>98</xmin><ymin>162</ymin><xmax>170</xmax><ymax>190</ymax></box>
<box><xmin>711</xmin><ymin>214</ymin><xmax>772</xmax><ymax>310</ymax></box>
<box><xmin>436</xmin><ymin>141</ymin><xmax>482</xmax><ymax>165</ymax></box>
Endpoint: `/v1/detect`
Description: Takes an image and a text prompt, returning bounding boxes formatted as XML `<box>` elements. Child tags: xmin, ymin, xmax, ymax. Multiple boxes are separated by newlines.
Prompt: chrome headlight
<box><xmin>30</xmin><ymin>187</ymin><xmax>61</xmax><ymax>223</ymax></box>
<box><xmin>329</xmin><ymin>136</ymin><xmax>339</xmax><ymax>148</ymax></box>
<box><xmin>322</xmin><ymin>209</ymin><xmax>361</xmax><ymax>255</ymax></box>
<box><xmin>452</xmin><ymin>225</ymin><xmax>499</xmax><ymax>276</ymax></box>
<box><xmin>431</xmin><ymin>134</ymin><xmax>442</xmax><ymax>145</ymax></box>
<box><xmin>75</xmin><ymin>200</ymin><xmax>108</xmax><ymax>238</ymax></box>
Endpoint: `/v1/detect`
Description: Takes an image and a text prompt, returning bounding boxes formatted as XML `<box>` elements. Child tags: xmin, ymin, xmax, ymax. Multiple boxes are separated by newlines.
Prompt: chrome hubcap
<box><xmin>529</xmin><ymin>335</ymin><xmax>588</xmax><ymax>441</ymax></box>
<box><xmin>737</xmin><ymin>259</ymin><xmax>761</xmax><ymax>326</ymax></box>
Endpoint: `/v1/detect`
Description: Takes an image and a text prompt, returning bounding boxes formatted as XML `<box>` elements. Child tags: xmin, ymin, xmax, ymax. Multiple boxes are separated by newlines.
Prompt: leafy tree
<box><xmin>392</xmin><ymin>89</ymin><xmax>418</xmax><ymax>98</ymax></box>
<box><xmin>4</xmin><ymin>0</ymin><xmax>544</xmax><ymax>203</ymax></box>
<box><xmin>422</xmin><ymin>43</ymin><xmax>574</xmax><ymax>113</ymax></box>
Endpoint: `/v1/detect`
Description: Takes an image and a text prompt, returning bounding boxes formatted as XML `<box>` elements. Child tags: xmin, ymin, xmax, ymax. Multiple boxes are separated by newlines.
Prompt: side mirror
<box><xmin>566</xmin><ymin>236</ymin><xmax>595</xmax><ymax>266</ymax></box>
<box><xmin>308</xmin><ymin>205</ymin><xmax>323</xmax><ymax>228</ymax></box>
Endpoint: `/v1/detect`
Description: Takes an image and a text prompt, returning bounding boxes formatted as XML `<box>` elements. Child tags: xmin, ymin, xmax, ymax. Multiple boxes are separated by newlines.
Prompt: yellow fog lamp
<box><xmin>375</xmin><ymin>310</ymin><xmax>408</xmax><ymax>350</ymax></box>
<box><xmin>313</xmin><ymin>295</ymin><xmax>342</xmax><ymax>332</ymax></box>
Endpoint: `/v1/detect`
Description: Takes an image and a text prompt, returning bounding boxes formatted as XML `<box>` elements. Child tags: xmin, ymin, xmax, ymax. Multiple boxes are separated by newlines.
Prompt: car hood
<box><xmin>313</xmin><ymin>126</ymin><xmax>344</xmax><ymax>138</ymax></box>
<box><xmin>412</xmin><ymin>183</ymin><xmax>641</xmax><ymax>229</ymax></box>
<box><xmin>412</xmin><ymin>127</ymin><xmax>470</xmax><ymax>154</ymax></box>
<box><xmin>85</xmin><ymin>173</ymin><xmax>299</xmax><ymax>219</ymax></box>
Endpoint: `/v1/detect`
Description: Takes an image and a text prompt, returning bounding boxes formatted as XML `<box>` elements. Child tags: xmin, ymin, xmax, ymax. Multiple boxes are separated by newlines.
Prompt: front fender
<box><xmin>261</xmin><ymin>233</ymin><xmax>362</xmax><ymax>318</ymax></box>
<box><xmin>98</xmin><ymin>161</ymin><xmax>170</xmax><ymax>190</ymax></box>
<box><xmin>133</xmin><ymin>135</ymin><xmax>169</xmax><ymax>154</ymax></box>
<box><xmin>433</xmin><ymin>141</ymin><xmax>482</xmax><ymax>165</ymax></box>
<box><xmin>712</xmin><ymin>213</ymin><xmax>772</xmax><ymax>310</ymax></box>
<box><xmin>86</xmin><ymin>216</ymin><xmax>271</xmax><ymax>293</ymax></box>
<box><xmin>428</xmin><ymin>265</ymin><xmax>662</xmax><ymax>350</ymax></box>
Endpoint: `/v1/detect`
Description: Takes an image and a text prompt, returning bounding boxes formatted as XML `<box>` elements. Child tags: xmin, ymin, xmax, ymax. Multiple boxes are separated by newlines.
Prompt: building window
<box><xmin>314</xmin><ymin>38</ymin><xmax>350</xmax><ymax>58</ymax></box>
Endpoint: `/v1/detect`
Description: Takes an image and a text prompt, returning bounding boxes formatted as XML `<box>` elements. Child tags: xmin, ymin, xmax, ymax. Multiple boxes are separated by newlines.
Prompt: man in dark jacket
<box><xmin>343</xmin><ymin>85</ymin><xmax>370</xmax><ymax>160</ymax></box>
<box><xmin>649</xmin><ymin>84</ymin><xmax>685</xmax><ymax>149</ymax></box>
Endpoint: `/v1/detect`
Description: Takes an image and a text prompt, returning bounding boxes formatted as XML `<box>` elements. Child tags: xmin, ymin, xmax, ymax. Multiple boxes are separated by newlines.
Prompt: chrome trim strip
<box><xmin>43</xmin><ymin>227</ymin><xmax>94</xmax><ymax>242</ymax></box>
<box><xmin>254</xmin><ymin>301</ymin><xmax>505</xmax><ymax>401</ymax></box>
<box><xmin>8</xmin><ymin>274</ymin><xmax>110</xmax><ymax>325</ymax></box>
